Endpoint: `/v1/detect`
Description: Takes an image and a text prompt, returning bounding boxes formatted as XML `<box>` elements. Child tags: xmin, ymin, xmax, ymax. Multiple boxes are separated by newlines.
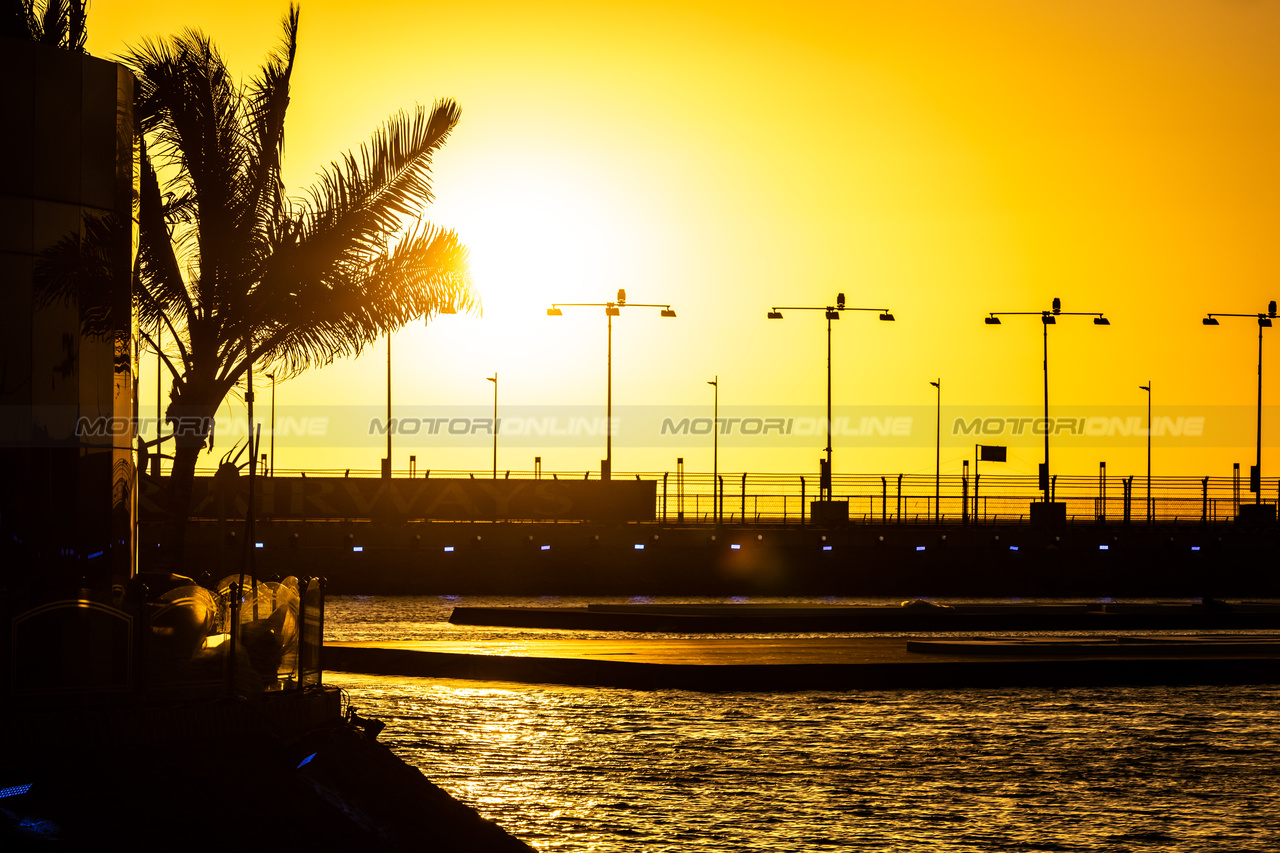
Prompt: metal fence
<box><xmin>655</xmin><ymin>472</ymin><xmax>1279</xmax><ymax>525</ymax></box>
<box><xmin>199</xmin><ymin>466</ymin><xmax>1279</xmax><ymax>525</ymax></box>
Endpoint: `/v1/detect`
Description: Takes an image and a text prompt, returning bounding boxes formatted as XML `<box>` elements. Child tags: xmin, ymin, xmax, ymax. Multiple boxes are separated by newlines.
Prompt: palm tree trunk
<box><xmin>158</xmin><ymin>399</ymin><xmax>217</xmax><ymax>577</ymax></box>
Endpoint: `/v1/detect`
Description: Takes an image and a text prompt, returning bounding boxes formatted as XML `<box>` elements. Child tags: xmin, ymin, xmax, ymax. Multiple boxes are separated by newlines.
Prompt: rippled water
<box><xmin>325</xmin><ymin>596</ymin><xmax>1280</xmax><ymax>851</ymax></box>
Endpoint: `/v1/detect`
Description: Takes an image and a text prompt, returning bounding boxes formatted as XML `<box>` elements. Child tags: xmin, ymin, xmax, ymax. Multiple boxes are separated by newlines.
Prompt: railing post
<box><xmin>662</xmin><ymin>472</ymin><xmax>668</xmax><ymax>523</ymax></box>
<box><xmin>800</xmin><ymin>477</ymin><xmax>806</xmax><ymax>527</ymax></box>
<box><xmin>896</xmin><ymin>473</ymin><xmax>903</xmax><ymax>523</ymax></box>
<box><xmin>881</xmin><ymin>476</ymin><xmax>887</xmax><ymax>523</ymax></box>
<box><xmin>1202</xmin><ymin>476</ymin><xmax>1209</xmax><ymax>525</ymax></box>
<box><xmin>974</xmin><ymin>473</ymin><xmax>980</xmax><ymax>523</ymax></box>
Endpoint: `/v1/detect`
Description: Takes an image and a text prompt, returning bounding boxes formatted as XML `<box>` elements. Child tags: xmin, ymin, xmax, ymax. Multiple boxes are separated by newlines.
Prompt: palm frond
<box><xmin>38</xmin><ymin>0</ymin><xmax>64</xmax><ymax>46</ymax></box>
<box><xmin>244</xmin><ymin>5</ymin><xmax>298</xmax><ymax>231</ymax></box>
<box><xmin>241</xmin><ymin>222</ymin><xmax>474</xmax><ymax>380</ymax></box>
<box><xmin>297</xmin><ymin>101</ymin><xmax>461</xmax><ymax>268</ymax></box>
<box><xmin>128</xmin><ymin>28</ymin><xmax>260</xmax><ymax>316</ymax></box>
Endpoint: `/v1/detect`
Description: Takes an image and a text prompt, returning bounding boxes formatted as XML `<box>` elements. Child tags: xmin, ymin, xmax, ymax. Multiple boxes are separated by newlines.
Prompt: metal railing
<box><xmin>656</xmin><ymin>472</ymin><xmax>1278</xmax><ymax>525</ymax></box>
<box><xmin>191</xmin><ymin>466</ymin><xmax>1278</xmax><ymax>525</ymax></box>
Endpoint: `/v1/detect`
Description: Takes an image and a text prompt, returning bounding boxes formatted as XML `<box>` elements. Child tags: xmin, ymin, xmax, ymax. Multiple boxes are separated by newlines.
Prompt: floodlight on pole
<box><xmin>708</xmin><ymin>376</ymin><xmax>718</xmax><ymax>523</ymax></box>
<box><xmin>767</xmin><ymin>294</ymin><xmax>896</xmax><ymax>501</ymax></box>
<box><xmin>1203</xmin><ymin>300</ymin><xmax>1276</xmax><ymax>503</ymax></box>
<box><xmin>930</xmin><ymin>379</ymin><xmax>940</xmax><ymax>521</ymax></box>
<box><xmin>984</xmin><ymin>297</ymin><xmax>1111</xmax><ymax>503</ymax></box>
<box><xmin>487</xmin><ymin>373</ymin><xmax>498</xmax><ymax>479</ymax></box>
<box><xmin>265</xmin><ymin>373</ymin><xmax>276</xmax><ymax>477</ymax></box>
<box><xmin>547</xmin><ymin>293</ymin><xmax>677</xmax><ymax>479</ymax></box>
<box><xmin>1139</xmin><ymin>382</ymin><xmax>1152</xmax><ymax>522</ymax></box>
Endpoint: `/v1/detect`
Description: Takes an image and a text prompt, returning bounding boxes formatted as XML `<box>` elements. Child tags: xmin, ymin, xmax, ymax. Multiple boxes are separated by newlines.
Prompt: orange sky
<box><xmin>90</xmin><ymin>1</ymin><xmax>1280</xmax><ymax>480</ymax></box>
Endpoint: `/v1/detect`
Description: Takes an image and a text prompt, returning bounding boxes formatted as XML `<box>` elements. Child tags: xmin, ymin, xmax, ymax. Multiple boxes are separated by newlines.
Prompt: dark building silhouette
<box><xmin>0</xmin><ymin>36</ymin><xmax>137</xmax><ymax>604</ymax></box>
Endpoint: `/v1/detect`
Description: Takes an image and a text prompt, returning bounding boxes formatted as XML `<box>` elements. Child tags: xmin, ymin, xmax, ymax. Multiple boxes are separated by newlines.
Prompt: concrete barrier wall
<box><xmin>142</xmin><ymin>476</ymin><xmax>657</xmax><ymax>522</ymax></box>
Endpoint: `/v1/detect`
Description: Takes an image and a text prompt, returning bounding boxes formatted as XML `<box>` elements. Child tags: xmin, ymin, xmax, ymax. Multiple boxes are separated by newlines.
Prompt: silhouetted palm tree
<box><xmin>1</xmin><ymin>0</ymin><xmax>88</xmax><ymax>51</ymax></box>
<box><xmin>127</xmin><ymin>6</ymin><xmax>476</xmax><ymax>568</ymax></box>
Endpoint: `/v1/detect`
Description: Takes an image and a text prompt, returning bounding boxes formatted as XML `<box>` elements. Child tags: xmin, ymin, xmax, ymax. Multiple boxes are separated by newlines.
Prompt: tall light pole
<box><xmin>768</xmin><ymin>293</ymin><xmax>895</xmax><ymax>500</ymax></box>
<box><xmin>384</xmin><ymin>331</ymin><xmax>392</xmax><ymax>478</ymax></box>
<box><xmin>1139</xmin><ymin>381</ymin><xmax>1151</xmax><ymax>522</ymax></box>
<box><xmin>931</xmin><ymin>379</ymin><xmax>940</xmax><ymax>521</ymax></box>
<box><xmin>1204</xmin><ymin>300</ymin><xmax>1276</xmax><ymax>505</ymax></box>
<box><xmin>985</xmin><ymin>297</ymin><xmax>1110</xmax><ymax>505</ymax></box>
<box><xmin>708</xmin><ymin>375</ymin><xmax>718</xmax><ymax>523</ymax></box>
<box><xmin>265</xmin><ymin>372</ymin><xmax>276</xmax><ymax>477</ymax></box>
<box><xmin>385</xmin><ymin>306</ymin><xmax>458</xmax><ymax>478</ymax></box>
<box><xmin>487</xmin><ymin>373</ymin><xmax>498</xmax><ymax>479</ymax></box>
<box><xmin>548</xmin><ymin>290</ymin><xmax>676</xmax><ymax>479</ymax></box>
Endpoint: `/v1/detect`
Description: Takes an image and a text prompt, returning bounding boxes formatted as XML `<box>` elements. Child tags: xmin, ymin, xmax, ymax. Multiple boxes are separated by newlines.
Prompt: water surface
<box><xmin>326</xmin><ymin>595</ymin><xmax>1280</xmax><ymax>851</ymax></box>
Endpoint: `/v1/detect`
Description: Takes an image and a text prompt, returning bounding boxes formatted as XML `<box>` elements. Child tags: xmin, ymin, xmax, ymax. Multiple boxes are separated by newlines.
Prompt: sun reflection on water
<box><xmin>325</xmin><ymin>597</ymin><xmax>1280</xmax><ymax>851</ymax></box>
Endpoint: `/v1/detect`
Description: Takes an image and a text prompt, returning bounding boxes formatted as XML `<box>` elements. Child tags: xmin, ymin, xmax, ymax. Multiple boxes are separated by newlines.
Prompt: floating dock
<box><xmin>324</xmin><ymin>633</ymin><xmax>1280</xmax><ymax>691</ymax></box>
<box><xmin>446</xmin><ymin>601</ymin><xmax>1280</xmax><ymax>633</ymax></box>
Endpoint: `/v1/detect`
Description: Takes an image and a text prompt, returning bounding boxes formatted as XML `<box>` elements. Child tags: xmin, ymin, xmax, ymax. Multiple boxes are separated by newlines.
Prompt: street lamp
<box><xmin>1139</xmin><ymin>382</ymin><xmax>1151</xmax><ymax>523</ymax></box>
<box><xmin>930</xmin><ymin>379</ymin><xmax>940</xmax><ymax>521</ymax></box>
<box><xmin>767</xmin><ymin>292</ymin><xmax>895</xmax><ymax>500</ymax></box>
<box><xmin>985</xmin><ymin>297</ymin><xmax>1110</xmax><ymax>508</ymax></box>
<box><xmin>265</xmin><ymin>373</ymin><xmax>276</xmax><ymax>477</ymax></box>
<box><xmin>1203</xmin><ymin>300</ymin><xmax>1276</xmax><ymax>505</ymax></box>
<box><xmin>386</xmin><ymin>306</ymin><xmax>458</xmax><ymax>478</ymax></box>
<box><xmin>708</xmin><ymin>375</ymin><xmax>718</xmax><ymax>522</ymax></box>
<box><xmin>548</xmin><ymin>289</ymin><xmax>676</xmax><ymax>479</ymax></box>
<box><xmin>487</xmin><ymin>373</ymin><xmax>498</xmax><ymax>479</ymax></box>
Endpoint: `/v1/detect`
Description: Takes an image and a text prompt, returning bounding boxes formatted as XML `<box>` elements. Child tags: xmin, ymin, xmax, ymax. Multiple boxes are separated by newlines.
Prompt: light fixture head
<box><xmin>1139</xmin><ymin>385</ymin><xmax>1150</xmax><ymax>392</ymax></box>
<box><xmin>1042</xmin><ymin>314</ymin><xmax>1056</xmax><ymax>325</ymax></box>
<box><xmin>1271</xmin><ymin>300</ymin><xmax>1277</xmax><ymax>318</ymax></box>
<box><xmin>826</xmin><ymin>310</ymin><xmax>840</xmax><ymax>320</ymax></box>
<box><xmin>660</xmin><ymin>308</ymin><xmax>676</xmax><ymax>318</ymax></box>
<box><xmin>1262</xmin><ymin>317</ymin><xmax>1273</xmax><ymax>328</ymax></box>
<box><xmin>1202</xmin><ymin>317</ymin><xmax>1219</xmax><ymax>325</ymax></box>
<box><xmin>837</xmin><ymin>292</ymin><xmax>846</xmax><ymax>310</ymax></box>
<box><xmin>1093</xmin><ymin>316</ymin><xmax>1110</xmax><ymax>325</ymax></box>
<box><xmin>879</xmin><ymin>313</ymin><xmax>895</xmax><ymax>322</ymax></box>
<box><xmin>616</xmin><ymin>288</ymin><xmax>626</xmax><ymax>306</ymax></box>
<box><xmin>767</xmin><ymin>311</ymin><xmax>783</xmax><ymax>319</ymax></box>
<box><xmin>606</xmin><ymin>306</ymin><xmax>620</xmax><ymax>316</ymax></box>
<box><xmin>984</xmin><ymin>316</ymin><xmax>1001</xmax><ymax>325</ymax></box>
<box><xmin>1052</xmin><ymin>297</ymin><xmax>1061</xmax><ymax>314</ymax></box>
<box><xmin>546</xmin><ymin>307</ymin><xmax>563</xmax><ymax>316</ymax></box>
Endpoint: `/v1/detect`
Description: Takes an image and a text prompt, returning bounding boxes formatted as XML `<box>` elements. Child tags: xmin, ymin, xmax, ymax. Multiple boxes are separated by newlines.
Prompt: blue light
<box><xmin>541</xmin><ymin>544</ymin><xmax>551</xmax><ymax>551</ymax></box>
<box><xmin>634</xmin><ymin>544</ymin><xmax>645</xmax><ymax>550</ymax></box>
<box><xmin>822</xmin><ymin>545</ymin><xmax>833</xmax><ymax>551</ymax></box>
<box><xmin>0</xmin><ymin>783</ymin><xmax>32</xmax><ymax>799</ymax></box>
<box><xmin>297</xmin><ymin>753</ymin><xmax>316</xmax><ymax>768</ymax></box>
<box><xmin>1099</xmin><ymin>544</ymin><xmax>1109</xmax><ymax>550</ymax></box>
<box><xmin>443</xmin><ymin>546</ymin><xmax>454</xmax><ymax>552</ymax></box>
<box><xmin>87</xmin><ymin>551</ymin><xmax>103</xmax><ymax>560</ymax></box>
<box><xmin>730</xmin><ymin>544</ymin><xmax>741</xmax><ymax>550</ymax></box>
<box><xmin>916</xmin><ymin>546</ymin><xmax>926</xmax><ymax>551</ymax></box>
<box><xmin>1009</xmin><ymin>546</ymin><xmax>1019</xmax><ymax>551</ymax></box>
<box><xmin>255</xmin><ymin>542</ymin><xmax>264</xmax><ymax>549</ymax></box>
<box><xmin>1191</xmin><ymin>546</ymin><xmax>1201</xmax><ymax>551</ymax></box>
<box><xmin>352</xmin><ymin>546</ymin><xmax>363</xmax><ymax>553</ymax></box>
